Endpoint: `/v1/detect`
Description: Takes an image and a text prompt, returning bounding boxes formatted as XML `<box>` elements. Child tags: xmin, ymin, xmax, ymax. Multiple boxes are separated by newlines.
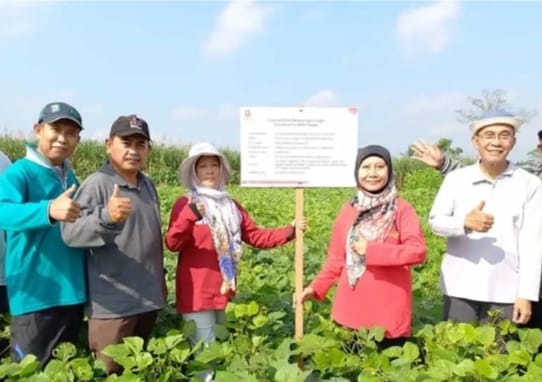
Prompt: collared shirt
<box><xmin>0</xmin><ymin>146</ymin><xmax>86</xmax><ymax>315</ymax></box>
<box><xmin>429</xmin><ymin>162</ymin><xmax>542</xmax><ymax>303</ymax></box>
<box><xmin>61</xmin><ymin>161</ymin><xmax>165</xmax><ymax>318</ymax></box>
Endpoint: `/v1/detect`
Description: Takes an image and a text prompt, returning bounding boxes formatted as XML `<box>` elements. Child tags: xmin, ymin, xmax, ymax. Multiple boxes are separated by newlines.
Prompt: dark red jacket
<box><xmin>166</xmin><ymin>196</ymin><xmax>294</xmax><ymax>313</ymax></box>
<box><xmin>310</xmin><ymin>198</ymin><xmax>426</xmax><ymax>338</ymax></box>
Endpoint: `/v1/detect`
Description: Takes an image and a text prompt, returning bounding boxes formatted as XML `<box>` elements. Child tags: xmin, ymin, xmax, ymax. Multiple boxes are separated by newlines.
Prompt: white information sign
<box><xmin>240</xmin><ymin>107</ymin><xmax>359</xmax><ymax>187</ymax></box>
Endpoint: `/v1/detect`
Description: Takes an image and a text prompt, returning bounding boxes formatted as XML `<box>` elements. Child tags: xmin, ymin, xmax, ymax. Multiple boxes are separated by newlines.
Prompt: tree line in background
<box><xmin>0</xmin><ymin>89</ymin><xmax>539</xmax><ymax>188</ymax></box>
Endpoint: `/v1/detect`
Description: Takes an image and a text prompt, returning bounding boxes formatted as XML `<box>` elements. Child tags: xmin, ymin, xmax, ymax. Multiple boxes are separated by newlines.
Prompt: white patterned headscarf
<box><xmin>346</xmin><ymin>145</ymin><xmax>398</xmax><ymax>288</ymax></box>
<box><xmin>179</xmin><ymin>143</ymin><xmax>241</xmax><ymax>295</ymax></box>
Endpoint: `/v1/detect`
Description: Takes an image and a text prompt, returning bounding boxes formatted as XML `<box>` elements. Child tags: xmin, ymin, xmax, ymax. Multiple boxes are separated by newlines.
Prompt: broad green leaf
<box><xmin>382</xmin><ymin>346</ymin><xmax>402</xmax><ymax>358</ymax></box>
<box><xmin>247</xmin><ymin>301</ymin><xmax>259</xmax><ymax>316</ymax></box>
<box><xmin>474</xmin><ymin>358</ymin><xmax>498</xmax><ymax>380</ymax></box>
<box><xmin>369</xmin><ymin>327</ymin><xmax>385</xmax><ymax>342</ymax></box>
<box><xmin>508</xmin><ymin>349</ymin><xmax>531</xmax><ymax>366</ymax></box>
<box><xmin>251</xmin><ymin>335</ymin><xmax>265</xmax><ymax>348</ymax></box>
<box><xmin>101</xmin><ymin>343</ymin><xmax>131</xmax><ymax>360</ymax></box>
<box><xmin>170</xmin><ymin>346</ymin><xmax>191</xmax><ymax>364</ymax></box>
<box><xmin>182</xmin><ymin>319</ymin><xmax>196</xmax><ymax>339</ymax></box>
<box><xmin>232</xmin><ymin>335</ymin><xmax>252</xmax><ymax>355</ymax></box>
<box><xmin>453</xmin><ymin>359</ymin><xmax>475</xmax><ymax>377</ymax></box>
<box><xmin>506</xmin><ymin>340</ymin><xmax>521</xmax><ymax>353</ymax></box>
<box><xmin>164</xmin><ymin>333</ymin><xmax>186</xmax><ymax>349</ymax></box>
<box><xmin>357</xmin><ymin>375</ymin><xmax>380</xmax><ymax>382</ymax></box>
<box><xmin>123</xmin><ymin>337</ymin><xmax>144</xmax><ymax>355</ymax></box>
<box><xmin>251</xmin><ymin>314</ymin><xmax>268</xmax><ymax>328</ymax></box>
<box><xmin>293</xmin><ymin>334</ymin><xmax>327</xmax><ymax>355</ymax></box>
<box><xmin>111</xmin><ymin>373</ymin><xmax>142</xmax><ymax>382</ymax></box>
<box><xmin>147</xmin><ymin>338</ymin><xmax>167</xmax><ymax>355</ymax></box>
<box><xmin>313</xmin><ymin>347</ymin><xmax>345</xmax><ymax>371</ymax></box>
<box><xmin>460</xmin><ymin>323</ymin><xmax>478</xmax><ymax>343</ymax></box>
<box><xmin>0</xmin><ymin>362</ymin><xmax>22</xmax><ymax>379</ymax></box>
<box><xmin>402</xmin><ymin>342</ymin><xmax>420</xmax><ymax>362</ymax></box>
<box><xmin>234</xmin><ymin>303</ymin><xmax>248</xmax><ymax>318</ymax></box>
<box><xmin>70</xmin><ymin>358</ymin><xmax>94</xmax><ymax>381</ymax></box>
<box><xmin>213</xmin><ymin>324</ymin><xmax>230</xmax><ymax>341</ymax></box>
<box><xmin>274</xmin><ymin>363</ymin><xmax>311</xmax><ymax>382</ymax></box>
<box><xmin>475</xmin><ymin>326</ymin><xmax>496</xmax><ymax>345</ymax></box>
<box><xmin>215</xmin><ymin>371</ymin><xmax>240</xmax><ymax>381</ymax></box>
<box><xmin>426</xmin><ymin>359</ymin><xmax>455</xmax><ymax>380</ymax></box>
<box><xmin>133</xmin><ymin>351</ymin><xmax>153</xmax><ymax>371</ymax></box>
<box><xmin>273</xmin><ymin>338</ymin><xmax>295</xmax><ymax>360</ymax></box>
<box><xmin>51</xmin><ymin>342</ymin><xmax>77</xmax><ymax>363</ymax></box>
<box><xmin>43</xmin><ymin>359</ymin><xmax>65</xmax><ymax>376</ymax></box>
<box><xmin>114</xmin><ymin>356</ymin><xmax>137</xmax><ymax>371</ymax></box>
<box><xmin>156</xmin><ymin>370</ymin><xmax>173</xmax><ymax>382</ymax></box>
<box><xmin>519</xmin><ymin>329</ymin><xmax>542</xmax><ymax>354</ymax></box>
<box><xmin>195</xmin><ymin>342</ymin><xmax>224</xmax><ymax>364</ymax></box>
<box><xmin>18</xmin><ymin>354</ymin><xmax>39</xmax><ymax>376</ymax></box>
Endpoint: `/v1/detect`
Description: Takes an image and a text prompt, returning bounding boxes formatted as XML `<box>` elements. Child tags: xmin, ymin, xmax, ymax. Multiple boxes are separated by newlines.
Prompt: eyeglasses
<box><xmin>476</xmin><ymin>132</ymin><xmax>515</xmax><ymax>142</ymax></box>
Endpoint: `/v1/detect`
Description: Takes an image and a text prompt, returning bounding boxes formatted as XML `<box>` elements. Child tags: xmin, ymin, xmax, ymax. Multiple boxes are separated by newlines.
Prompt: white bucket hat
<box><xmin>470</xmin><ymin>110</ymin><xmax>523</xmax><ymax>136</ymax></box>
<box><xmin>178</xmin><ymin>142</ymin><xmax>231</xmax><ymax>189</ymax></box>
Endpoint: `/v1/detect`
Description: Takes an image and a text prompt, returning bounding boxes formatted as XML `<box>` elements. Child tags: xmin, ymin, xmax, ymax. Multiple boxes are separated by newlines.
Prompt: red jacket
<box><xmin>310</xmin><ymin>198</ymin><xmax>426</xmax><ymax>338</ymax></box>
<box><xmin>165</xmin><ymin>196</ymin><xmax>294</xmax><ymax>313</ymax></box>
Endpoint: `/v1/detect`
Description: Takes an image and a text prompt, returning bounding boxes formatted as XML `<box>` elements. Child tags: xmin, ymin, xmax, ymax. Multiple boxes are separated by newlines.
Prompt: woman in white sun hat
<box><xmin>165</xmin><ymin>142</ymin><xmax>307</xmax><ymax>347</ymax></box>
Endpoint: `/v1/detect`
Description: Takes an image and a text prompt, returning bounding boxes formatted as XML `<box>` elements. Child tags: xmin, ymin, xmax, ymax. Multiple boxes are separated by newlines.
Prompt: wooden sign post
<box><xmin>239</xmin><ymin>106</ymin><xmax>359</xmax><ymax>353</ymax></box>
<box><xmin>294</xmin><ymin>188</ymin><xmax>304</xmax><ymax>341</ymax></box>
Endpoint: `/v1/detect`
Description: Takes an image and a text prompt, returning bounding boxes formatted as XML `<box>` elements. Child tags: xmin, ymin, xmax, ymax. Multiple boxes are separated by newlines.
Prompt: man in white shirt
<box><xmin>429</xmin><ymin>110</ymin><xmax>542</xmax><ymax>324</ymax></box>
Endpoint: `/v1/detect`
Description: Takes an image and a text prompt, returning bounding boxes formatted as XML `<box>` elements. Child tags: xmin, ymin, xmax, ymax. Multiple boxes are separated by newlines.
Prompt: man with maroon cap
<box><xmin>61</xmin><ymin>115</ymin><xmax>166</xmax><ymax>374</ymax></box>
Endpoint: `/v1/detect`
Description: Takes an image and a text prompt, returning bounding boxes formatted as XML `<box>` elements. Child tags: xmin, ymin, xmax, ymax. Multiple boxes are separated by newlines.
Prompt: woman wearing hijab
<box><xmin>300</xmin><ymin>145</ymin><xmax>426</xmax><ymax>347</ymax></box>
<box><xmin>165</xmin><ymin>142</ymin><xmax>306</xmax><ymax>346</ymax></box>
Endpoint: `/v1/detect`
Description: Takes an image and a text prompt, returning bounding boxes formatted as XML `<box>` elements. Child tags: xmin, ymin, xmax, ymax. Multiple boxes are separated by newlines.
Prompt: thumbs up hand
<box><xmin>107</xmin><ymin>184</ymin><xmax>132</xmax><ymax>223</ymax></box>
<box><xmin>49</xmin><ymin>184</ymin><xmax>81</xmax><ymax>223</ymax></box>
<box><xmin>464</xmin><ymin>201</ymin><xmax>494</xmax><ymax>232</ymax></box>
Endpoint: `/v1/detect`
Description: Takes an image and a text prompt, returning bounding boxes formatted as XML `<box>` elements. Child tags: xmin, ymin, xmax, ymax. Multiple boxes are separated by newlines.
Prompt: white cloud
<box><xmin>216</xmin><ymin>103</ymin><xmax>239</xmax><ymax>121</ymax></box>
<box><xmin>202</xmin><ymin>0</ymin><xmax>273</xmax><ymax>58</ymax></box>
<box><xmin>305</xmin><ymin>89</ymin><xmax>338</xmax><ymax>107</ymax></box>
<box><xmin>0</xmin><ymin>1</ymin><xmax>45</xmax><ymax>39</ymax></box>
<box><xmin>170</xmin><ymin>106</ymin><xmax>208</xmax><ymax>122</ymax></box>
<box><xmin>397</xmin><ymin>0</ymin><xmax>460</xmax><ymax>55</ymax></box>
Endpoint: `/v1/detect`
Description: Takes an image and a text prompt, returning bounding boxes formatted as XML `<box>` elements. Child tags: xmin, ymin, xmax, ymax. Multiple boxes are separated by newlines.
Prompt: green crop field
<box><xmin>1</xmin><ymin>138</ymin><xmax>542</xmax><ymax>381</ymax></box>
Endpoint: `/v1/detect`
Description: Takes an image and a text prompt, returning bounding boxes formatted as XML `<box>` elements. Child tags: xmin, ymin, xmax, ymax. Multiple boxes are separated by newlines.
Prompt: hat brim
<box><xmin>470</xmin><ymin>116</ymin><xmax>523</xmax><ymax>135</ymax></box>
<box><xmin>179</xmin><ymin>152</ymin><xmax>231</xmax><ymax>189</ymax></box>
<box><xmin>113</xmin><ymin>130</ymin><xmax>150</xmax><ymax>140</ymax></box>
<box><xmin>41</xmin><ymin>116</ymin><xmax>83</xmax><ymax>130</ymax></box>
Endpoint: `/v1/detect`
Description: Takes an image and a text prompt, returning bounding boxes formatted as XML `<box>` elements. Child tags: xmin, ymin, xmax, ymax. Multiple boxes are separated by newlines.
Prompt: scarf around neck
<box><xmin>346</xmin><ymin>183</ymin><xmax>398</xmax><ymax>288</ymax></box>
<box><xmin>192</xmin><ymin>186</ymin><xmax>242</xmax><ymax>295</ymax></box>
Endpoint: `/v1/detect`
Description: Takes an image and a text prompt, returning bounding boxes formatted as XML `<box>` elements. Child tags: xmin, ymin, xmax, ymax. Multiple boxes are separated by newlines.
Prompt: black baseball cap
<box><xmin>38</xmin><ymin>102</ymin><xmax>83</xmax><ymax>130</ymax></box>
<box><xmin>109</xmin><ymin>115</ymin><xmax>151</xmax><ymax>141</ymax></box>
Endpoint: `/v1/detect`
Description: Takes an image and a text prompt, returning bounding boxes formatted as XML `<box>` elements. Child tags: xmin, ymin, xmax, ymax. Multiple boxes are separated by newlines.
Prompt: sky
<box><xmin>1</xmin><ymin>0</ymin><xmax>541</xmax><ymax>161</ymax></box>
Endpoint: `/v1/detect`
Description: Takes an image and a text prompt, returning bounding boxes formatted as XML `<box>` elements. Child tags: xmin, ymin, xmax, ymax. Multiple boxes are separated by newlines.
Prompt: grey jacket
<box><xmin>61</xmin><ymin>162</ymin><xmax>165</xmax><ymax>318</ymax></box>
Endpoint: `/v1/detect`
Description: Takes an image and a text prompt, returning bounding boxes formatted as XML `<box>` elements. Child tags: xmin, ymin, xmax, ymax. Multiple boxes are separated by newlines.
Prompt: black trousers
<box><xmin>520</xmin><ymin>300</ymin><xmax>542</xmax><ymax>330</ymax></box>
<box><xmin>10</xmin><ymin>304</ymin><xmax>84</xmax><ymax>367</ymax></box>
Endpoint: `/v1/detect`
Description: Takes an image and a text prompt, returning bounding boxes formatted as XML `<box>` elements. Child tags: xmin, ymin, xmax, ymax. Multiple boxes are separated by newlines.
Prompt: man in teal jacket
<box><xmin>0</xmin><ymin>150</ymin><xmax>11</xmax><ymax>356</ymax></box>
<box><xmin>0</xmin><ymin>102</ymin><xmax>87</xmax><ymax>366</ymax></box>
